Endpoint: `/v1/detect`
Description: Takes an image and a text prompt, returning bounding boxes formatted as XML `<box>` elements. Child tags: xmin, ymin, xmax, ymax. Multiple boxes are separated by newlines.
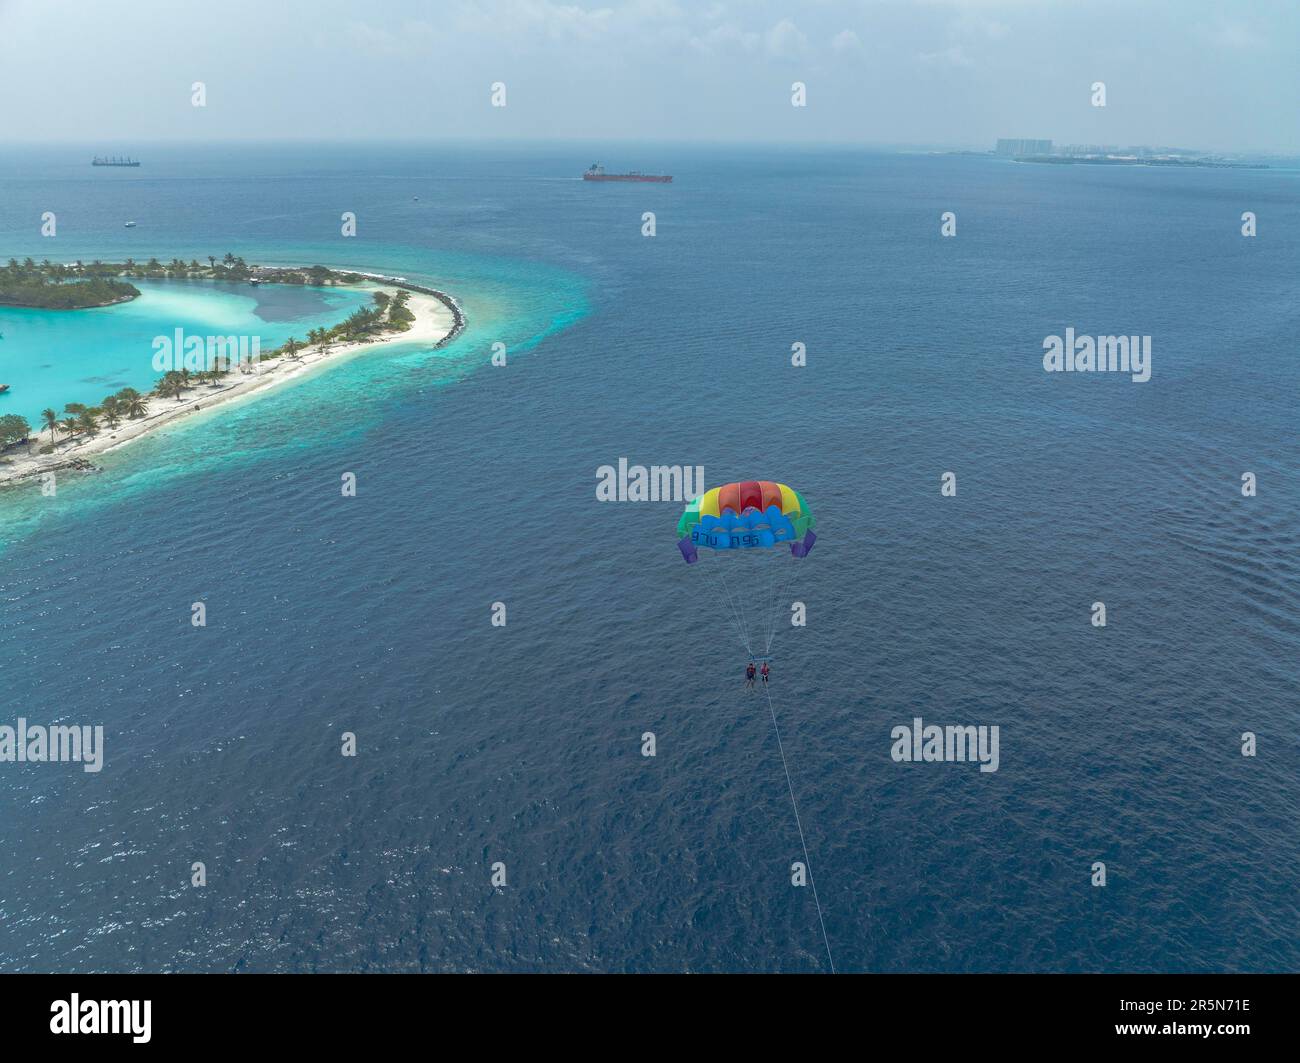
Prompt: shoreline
<box><xmin>0</xmin><ymin>292</ymin><xmax>138</xmax><ymax>311</ymax></box>
<box><xmin>0</xmin><ymin>273</ymin><xmax>465</xmax><ymax>488</ymax></box>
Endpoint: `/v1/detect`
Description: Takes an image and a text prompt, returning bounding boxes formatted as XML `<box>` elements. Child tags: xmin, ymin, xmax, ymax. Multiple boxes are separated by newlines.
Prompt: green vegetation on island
<box><xmin>0</xmin><ymin>413</ymin><xmax>33</xmax><ymax>449</ymax></box>
<box><xmin>1</xmin><ymin>259</ymin><xmax>139</xmax><ymax>309</ymax></box>
<box><xmin>0</xmin><ymin>255</ymin><xmax>371</xmax><ymax>310</ymax></box>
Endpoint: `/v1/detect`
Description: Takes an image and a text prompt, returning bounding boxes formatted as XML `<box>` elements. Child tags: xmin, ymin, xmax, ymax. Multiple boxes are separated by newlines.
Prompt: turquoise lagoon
<box><xmin>0</xmin><ymin>279</ymin><xmax>373</xmax><ymax>428</ymax></box>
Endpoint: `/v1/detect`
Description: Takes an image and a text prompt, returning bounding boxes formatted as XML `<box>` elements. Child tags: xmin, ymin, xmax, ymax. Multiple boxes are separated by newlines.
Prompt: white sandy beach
<box><xmin>0</xmin><ymin>286</ymin><xmax>458</xmax><ymax>487</ymax></box>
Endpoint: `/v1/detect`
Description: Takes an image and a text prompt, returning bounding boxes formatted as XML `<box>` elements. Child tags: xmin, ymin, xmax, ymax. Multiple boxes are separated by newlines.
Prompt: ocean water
<box><xmin>1</xmin><ymin>143</ymin><xmax>1298</xmax><ymax>972</ymax></box>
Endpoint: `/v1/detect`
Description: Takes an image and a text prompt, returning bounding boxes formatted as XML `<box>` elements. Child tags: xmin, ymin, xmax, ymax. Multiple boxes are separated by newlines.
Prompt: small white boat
<box><xmin>124</xmin><ymin>221</ymin><xmax>137</xmax><ymax>228</ymax></box>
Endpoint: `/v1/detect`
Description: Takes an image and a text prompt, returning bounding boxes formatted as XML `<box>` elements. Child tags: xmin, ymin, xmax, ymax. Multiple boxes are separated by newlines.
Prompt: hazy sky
<box><xmin>2</xmin><ymin>0</ymin><xmax>1296</xmax><ymax>151</ymax></box>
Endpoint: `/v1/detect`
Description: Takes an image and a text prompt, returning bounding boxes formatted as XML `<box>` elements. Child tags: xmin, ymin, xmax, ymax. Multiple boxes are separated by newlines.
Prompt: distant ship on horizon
<box><xmin>92</xmin><ymin>156</ymin><xmax>140</xmax><ymax>167</ymax></box>
<box><xmin>583</xmin><ymin>163</ymin><xmax>671</xmax><ymax>183</ymax></box>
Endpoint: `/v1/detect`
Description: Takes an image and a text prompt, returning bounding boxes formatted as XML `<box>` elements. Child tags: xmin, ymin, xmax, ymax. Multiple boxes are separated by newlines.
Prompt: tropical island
<box><xmin>0</xmin><ymin>260</ymin><xmax>139</xmax><ymax>309</ymax></box>
<box><xmin>0</xmin><ymin>254</ymin><xmax>381</xmax><ymax>310</ymax></box>
<box><xmin>0</xmin><ymin>257</ymin><xmax>465</xmax><ymax>486</ymax></box>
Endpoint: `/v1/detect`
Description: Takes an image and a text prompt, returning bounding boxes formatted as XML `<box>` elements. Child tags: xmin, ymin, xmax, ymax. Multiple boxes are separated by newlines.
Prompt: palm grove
<box><xmin>0</xmin><ymin>255</ymin><xmax>371</xmax><ymax>308</ymax></box>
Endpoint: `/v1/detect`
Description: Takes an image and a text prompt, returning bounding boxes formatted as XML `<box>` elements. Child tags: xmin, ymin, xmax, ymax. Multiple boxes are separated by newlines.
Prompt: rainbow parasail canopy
<box><xmin>676</xmin><ymin>480</ymin><xmax>816</xmax><ymax>564</ymax></box>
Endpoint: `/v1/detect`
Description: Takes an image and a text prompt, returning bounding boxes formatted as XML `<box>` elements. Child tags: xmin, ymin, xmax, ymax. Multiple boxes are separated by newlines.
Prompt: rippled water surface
<box><xmin>1</xmin><ymin>144</ymin><xmax>1297</xmax><ymax>972</ymax></box>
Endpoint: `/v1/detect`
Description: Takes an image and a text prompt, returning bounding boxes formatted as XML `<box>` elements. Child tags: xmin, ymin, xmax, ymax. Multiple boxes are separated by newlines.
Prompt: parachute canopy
<box><xmin>677</xmin><ymin>480</ymin><xmax>816</xmax><ymax>563</ymax></box>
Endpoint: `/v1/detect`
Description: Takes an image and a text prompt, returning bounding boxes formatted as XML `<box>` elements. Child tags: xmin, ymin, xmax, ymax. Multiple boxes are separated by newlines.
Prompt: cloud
<box><xmin>1196</xmin><ymin>20</ymin><xmax>1267</xmax><ymax>51</ymax></box>
<box><xmin>831</xmin><ymin>28</ymin><xmax>863</xmax><ymax>53</ymax></box>
<box><xmin>764</xmin><ymin>18</ymin><xmax>809</xmax><ymax>58</ymax></box>
<box><xmin>952</xmin><ymin>17</ymin><xmax>1009</xmax><ymax>41</ymax></box>
<box><xmin>917</xmin><ymin>45</ymin><xmax>974</xmax><ymax>68</ymax></box>
<box><xmin>449</xmin><ymin>1</ymin><xmax>617</xmax><ymax>42</ymax></box>
<box><xmin>341</xmin><ymin>20</ymin><xmax>438</xmax><ymax>57</ymax></box>
<box><xmin>689</xmin><ymin>21</ymin><xmax>761</xmax><ymax>55</ymax></box>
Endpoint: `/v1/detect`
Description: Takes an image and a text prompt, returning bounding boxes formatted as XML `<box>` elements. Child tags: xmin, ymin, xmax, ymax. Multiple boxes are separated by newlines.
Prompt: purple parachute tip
<box><xmin>790</xmin><ymin>530</ymin><xmax>817</xmax><ymax>558</ymax></box>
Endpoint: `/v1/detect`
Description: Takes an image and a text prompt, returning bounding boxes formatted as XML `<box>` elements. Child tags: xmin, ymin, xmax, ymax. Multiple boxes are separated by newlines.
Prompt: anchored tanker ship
<box><xmin>583</xmin><ymin>163</ymin><xmax>671</xmax><ymax>183</ymax></box>
<box><xmin>92</xmin><ymin>156</ymin><xmax>140</xmax><ymax>167</ymax></box>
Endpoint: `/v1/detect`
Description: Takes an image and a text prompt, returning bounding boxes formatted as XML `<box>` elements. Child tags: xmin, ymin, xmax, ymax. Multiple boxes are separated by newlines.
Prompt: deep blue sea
<box><xmin>1</xmin><ymin>143</ymin><xmax>1298</xmax><ymax>972</ymax></box>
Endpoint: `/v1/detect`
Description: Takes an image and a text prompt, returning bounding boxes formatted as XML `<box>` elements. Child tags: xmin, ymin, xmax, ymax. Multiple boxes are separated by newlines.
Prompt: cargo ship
<box><xmin>92</xmin><ymin>156</ymin><xmax>140</xmax><ymax>167</ymax></box>
<box><xmin>583</xmin><ymin>163</ymin><xmax>671</xmax><ymax>183</ymax></box>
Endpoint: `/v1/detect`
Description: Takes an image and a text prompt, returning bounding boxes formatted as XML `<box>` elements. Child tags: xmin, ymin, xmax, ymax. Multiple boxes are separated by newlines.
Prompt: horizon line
<box><xmin>4</xmin><ymin>136</ymin><xmax>1298</xmax><ymax>157</ymax></box>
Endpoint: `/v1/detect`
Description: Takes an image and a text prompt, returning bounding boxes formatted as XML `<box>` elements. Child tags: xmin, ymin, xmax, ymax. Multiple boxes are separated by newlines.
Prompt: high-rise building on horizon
<box><xmin>995</xmin><ymin>138</ymin><xmax>1053</xmax><ymax>156</ymax></box>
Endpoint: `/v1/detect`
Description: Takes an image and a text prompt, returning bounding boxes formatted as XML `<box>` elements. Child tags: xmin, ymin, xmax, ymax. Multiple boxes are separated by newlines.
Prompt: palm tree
<box><xmin>100</xmin><ymin>396</ymin><xmax>122</xmax><ymax>428</ymax></box>
<box><xmin>156</xmin><ymin>372</ymin><xmax>187</xmax><ymax>402</ymax></box>
<box><xmin>117</xmin><ymin>388</ymin><xmax>149</xmax><ymax>419</ymax></box>
<box><xmin>76</xmin><ymin>408</ymin><xmax>100</xmax><ymax>435</ymax></box>
<box><xmin>283</xmin><ymin>337</ymin><xmax>302</xmax><ymax>360</ymax></box>
<box><xmin>60</xmin><ymin>416</ymin><xmax>79</xmax><ymax>439</ymax></box>
<box><xmin>41</xmin><ymin>407</ymin><xmax>59</xmax><ymax>444</ymax></box>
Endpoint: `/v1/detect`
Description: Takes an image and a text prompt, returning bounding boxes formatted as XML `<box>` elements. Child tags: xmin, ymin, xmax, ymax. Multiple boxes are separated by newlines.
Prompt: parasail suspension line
<box><xmin>703</xmin><ymin>558</ymin><xmax>753</xmax><ymax>657</ymax></box>
<box><xmin>762</xmin><ymin>680</ymin><xmax>835</xmax><ymax>974</ymax></box>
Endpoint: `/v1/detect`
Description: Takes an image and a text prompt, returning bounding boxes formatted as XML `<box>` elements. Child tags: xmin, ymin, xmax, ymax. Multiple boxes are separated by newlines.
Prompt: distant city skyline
<box><xmin>1</xmin><ymin>0</ymin><xmax>1297</xmax><ymax>153</ymax></box>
